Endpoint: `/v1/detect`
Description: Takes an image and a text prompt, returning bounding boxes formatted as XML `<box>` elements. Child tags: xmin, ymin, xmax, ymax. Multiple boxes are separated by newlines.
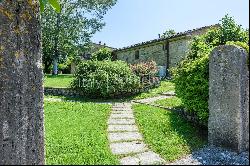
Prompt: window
<box><xmin>135</xmin><ymin>50</ymin><xmax>139</xmax><ymax>60</ymax></box>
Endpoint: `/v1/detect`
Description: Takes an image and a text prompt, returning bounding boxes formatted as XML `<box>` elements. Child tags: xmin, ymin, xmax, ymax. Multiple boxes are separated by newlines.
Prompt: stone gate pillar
<box><xmin>0</xmin><ymin>0</ymin><xmax>45</xmax><ymax>164</ymax></box>
<box><xmin>208</xmin><ymin>45</ymin><xmax>249</xmax><ymax>152</ymax></box>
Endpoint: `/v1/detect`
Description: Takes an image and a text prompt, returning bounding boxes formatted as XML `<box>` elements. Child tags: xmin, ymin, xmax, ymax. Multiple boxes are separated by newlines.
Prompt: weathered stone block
<box><xmin>208</xmin><ymin>45</ymin><xmax>249</xmax><ymax>152</ymax></box>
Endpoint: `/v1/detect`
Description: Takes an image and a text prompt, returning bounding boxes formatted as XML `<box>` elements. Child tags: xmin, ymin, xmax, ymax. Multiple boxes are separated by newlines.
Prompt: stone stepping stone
<box><xmin>120</xmin><ymin>156</ymin><xmax>140</xmax><ymax>165</ymax></box>
<box><xmin>108</xmin><ymin>125</ymin><xmax>138</xmax><ymax>132</ymax></box>
<box><xmin>161</xmin><ymin>91</ymin><xmax>176</xmax><ymax>96</ymax></box>
<box><xmin>108</xmin><ymin>102</ymin><xmax>166</xmax><ymax>165</ymax></box>
<box><xmin>110</xmin><ymin>113</ymin><xmax>134</xmax><ymax>119</ymax></box>
<box><xmin>112</xmin><ymin>108</ymin><xmax>133</xmax><ymax>111</ymax></box>
<box><xmin>108</xmin><ymin>132</ymin><xmax>143</xmax><ymax>142</ymax></box>
<box><xmin>108</xmin><ymin>118</ymin><xmax>135</xmax><ymax>125</ymax></box>
<box><xmin>111</xmin><ymin>111</ymin><xmax>133</xmax><ymax>114</ymax></box>
<box><xmin>110</xmin><ymin>141</ymin><xmax>148</xmax><ymax>155</ymax></box>
<box><xmin>135</xmin><ymin>95</ymin><xmax>169</xmax><ymax>104</ymax></box>
<box><xmin>120</xmin><ymin>151</ymin><xmax>165</xmax><ymax>165</ymax></box>
<box><xmin>136</xmin><ymin>151</ymin><xmax>165</xmax><ymax>165</ymax></box>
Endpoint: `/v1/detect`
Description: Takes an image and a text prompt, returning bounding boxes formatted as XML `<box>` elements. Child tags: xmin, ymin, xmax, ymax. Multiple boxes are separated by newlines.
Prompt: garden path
<box><xmin>108</xmin><ymin>102</ymin><xmax>165</xmax><ymax>165</ymax></box>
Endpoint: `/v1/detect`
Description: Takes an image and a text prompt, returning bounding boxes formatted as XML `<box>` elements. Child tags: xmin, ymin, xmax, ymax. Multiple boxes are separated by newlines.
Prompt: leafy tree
<box><xmin>91</xmin><ymin>47</ymin><xmax>113</xmax><ymax>61</ymax></box>
<box><xmin>41</xmin><ymin>0</ymin><xmax>117</xmax><ymax>74</ymax></box>
<box><xmin>161</xmin><ymin>29</ymin><xmax>176</xmax><ymax>38</ymax></box>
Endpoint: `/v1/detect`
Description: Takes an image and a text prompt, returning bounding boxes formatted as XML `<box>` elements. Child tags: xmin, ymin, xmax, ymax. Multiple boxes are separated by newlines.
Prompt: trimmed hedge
<box><xmin>71</xmin><ymin>60</ymin><xmax>141</xmax><ymax>98</ymax></box>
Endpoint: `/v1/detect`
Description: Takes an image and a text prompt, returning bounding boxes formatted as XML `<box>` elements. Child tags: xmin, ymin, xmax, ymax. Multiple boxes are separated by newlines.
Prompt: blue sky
<box><xmin>91</xmin><ymin>0</ymin><xmax>249</xmax><ymax>49</ymax></box>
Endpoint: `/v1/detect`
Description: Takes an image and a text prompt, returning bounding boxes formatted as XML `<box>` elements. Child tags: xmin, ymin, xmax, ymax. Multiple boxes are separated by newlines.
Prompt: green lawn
<box><xmin>154</xmin><ymin>96</ymin><xmax>184</xmax><ymax>109</ymax></box>
<box><xmin>132</xmin><ymin>80</ymin><xmax>175</xmax><ymax>100</ymax></box>
<box><xmin>133</xmin><ymin>104</ymin><xmax>207</xmax><ymax>162</ymax></box>
<box><xmin>44</xmin><ymin>74</ymin><xmax>73</xmax><ymax>88</ymax></box>
<box><xmin>44</xmin><ymin>100</ymin><xmax>118</xmax><ymax>165</ymax></box>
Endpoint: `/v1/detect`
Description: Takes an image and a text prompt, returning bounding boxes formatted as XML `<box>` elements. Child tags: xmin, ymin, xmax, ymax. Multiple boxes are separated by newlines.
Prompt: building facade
<box><xmin>112</xmin><ymin>25</ymin><xmax>219</xmax><ymax>77</ymax></box>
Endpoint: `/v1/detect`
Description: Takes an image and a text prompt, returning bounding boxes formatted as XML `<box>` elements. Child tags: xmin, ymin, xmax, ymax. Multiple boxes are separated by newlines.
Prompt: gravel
<box><xmin>169</xmin><ymin>145</ymin><xmax>249</xmax><ymax>165</ymax></box>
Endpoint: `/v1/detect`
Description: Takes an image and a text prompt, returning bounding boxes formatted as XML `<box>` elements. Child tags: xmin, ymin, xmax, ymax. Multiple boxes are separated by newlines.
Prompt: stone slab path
<box><xmin>108</xmin><ymin>103</ymin><xmax>165</xmax><ymax>165</ymax></box>
<box><xmin>133</xmin><ymin>95</ymin><xmax>171</xmax><ymax>104</ymax></box>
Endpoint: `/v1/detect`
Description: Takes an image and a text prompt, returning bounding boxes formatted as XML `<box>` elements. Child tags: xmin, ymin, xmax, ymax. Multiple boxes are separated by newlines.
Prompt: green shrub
<box><xmin>71</xmin><ymin>60</ymin><xmax>140</xmax><ymax>98</ymax></box>
<box><xmin>171</xmin><ymin>14</ymin><xmax>249</xmax><ymax>124</ymax></box>
<box><xmin>91</xmin><ymin>47</ymin><xmax>112</xmax><ymax>61</ymax></box>
<box><xmin>226</xmin><ymin>41</ymin><xmax>249</xmax><ymax>53</ymax></box>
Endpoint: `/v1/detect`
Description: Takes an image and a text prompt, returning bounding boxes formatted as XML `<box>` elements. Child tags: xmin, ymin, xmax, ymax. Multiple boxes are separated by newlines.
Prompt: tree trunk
<box><xmin>44</xmin><ymin>60</ymin><xmax>52</xmax><ymax>74</ymax></box>
<box><xmin>52</xmin><ymin>57</ymin><xmax>58</xmax><ymax>75</ymax></box>
<box><xmin>0</xmin><ymin>0</ymin><xmax>45</xmax><ymax>165</ymax></box>
<box><xmin>52</xmin><ymin>13</ymin><xmax>61</xmax><ymax>75</ymax></box>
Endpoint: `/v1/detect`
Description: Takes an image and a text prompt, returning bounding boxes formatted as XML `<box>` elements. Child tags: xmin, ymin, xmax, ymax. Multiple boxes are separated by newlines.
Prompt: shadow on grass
<box><xmin>168</xmin><ymin>109</ymin><xmax>208</xmax><ymax>152</ymax></box>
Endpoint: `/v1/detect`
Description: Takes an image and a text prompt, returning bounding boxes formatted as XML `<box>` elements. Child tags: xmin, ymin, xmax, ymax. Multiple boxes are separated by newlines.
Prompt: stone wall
<box><xmin>116</xmin><ymin>42</ymin><xmax>167</xmax><ymax>66</ymax></box>
<box><xmin>208</xmin><ymin>45</ymin><xmax>249</xmax><ymax>152</ymax></box>
<box><xmin>168</xmin><ymin>37</ymin><xmax>191</xmax><ymax>68</ymax></box>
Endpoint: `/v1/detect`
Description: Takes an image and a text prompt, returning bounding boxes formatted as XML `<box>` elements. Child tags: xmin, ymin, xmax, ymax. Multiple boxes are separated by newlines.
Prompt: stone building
<box><xmin>112</xmin><ymin>24</ymin><xmax>219</xmax><ymax>77</ymax></box>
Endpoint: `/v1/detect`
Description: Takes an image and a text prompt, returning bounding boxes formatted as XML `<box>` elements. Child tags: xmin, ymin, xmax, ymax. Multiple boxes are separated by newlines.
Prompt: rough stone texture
<box><xmin>120</xmin><ymin>156</ymin><xmax>140</xmax><ymax>165</ymax></box>
<box><xmin>111</xmin><ymin>110</ymin><xmax>133</xmax><ymax>114</ymax></box>
<box><xmin>110</xmin><ymin>113</ymin><xmax>134</xmax><ymax>119</ymax></box>
<box><xmin>108</xmin><ymin>132</ymin><xmax>143</xmax><ymax>142</ymax></box>
<box><xmin>108</xmin><ymin>118</ymin><xmax>135</xmax><ymax>125</ymax></box>
<box><xmin>116</xmin><ymin>44</ymin><xmax>168</xmax><ymax>66</ymax></box>
<box><xmin>108</xmin><ymin>125</ymin><xmax>138</xmax><ymax>132</ymax></box>
<box><xmin>136</xmin><ymin>151</ymin><xmax>165</xmax><ymax>165</ymax></box>
<box><xmin>110</xmin><ymin>141</ymin><xmax>148</xmax><ymax>155</ymax></box>
<box><xmin>0</xmin><ymin>1</ymin><xmax>44</xmax><ymax>165</ymax></box>
<box><xmin>209</xmin><ymin>45</ymin><xmax>249</xmax><ymax>152</ymax></box>
<box><xmin>120</xmin><ymin>151</ymin><xmax>165</xmax><ymax>165</ymax></box>
<box><xmin>168</xmin><ymin>38</ymin><xmax>191</xmax><ymax>68</ymax></box>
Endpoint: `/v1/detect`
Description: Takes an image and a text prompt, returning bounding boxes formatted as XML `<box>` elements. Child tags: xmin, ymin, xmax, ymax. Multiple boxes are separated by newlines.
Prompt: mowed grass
<box><xmin>44</xmin><ymin>101</ymin><xmax>118</xmax><ymax>165</ymax></box>
<box><xmin>44</xmin><ymin>74</ymin><xmax>74</xmax><ymax>88</ymax></box>
<box><xmin>132</xmin><ymin>80</ymin><xmax>175</xmax><ymax>100</ymax></box>
<box><xmin>133</xmin><ymin>104</ymin><xmax>207</xmax><ymax>162</ymax></box>
<box><xmin>154</xmin><ymin>96</ymin><xmax>184</xmax><ymax>109</ymax></box>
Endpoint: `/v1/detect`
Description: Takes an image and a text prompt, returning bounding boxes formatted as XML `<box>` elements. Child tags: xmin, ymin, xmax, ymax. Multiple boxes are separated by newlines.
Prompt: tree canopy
<box><xmin>41</xmin><ymin>0</ymin><xmax>117</xmax><ymax>73</ymax></box>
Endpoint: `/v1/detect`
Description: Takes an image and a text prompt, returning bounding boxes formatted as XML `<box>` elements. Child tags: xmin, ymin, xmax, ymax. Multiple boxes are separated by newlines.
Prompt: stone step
<box><xmin>108</xmin><ymin>125</ymin><xmax>138</xmax><ymax>132</ymax></box>
<box><xmin>110</xmin><ymin>141</ymin><xmax>148</xmax><ymax>155</ymax></box>
<box><xmin>112</xmin><ymin>108</ymin><xmax>133</xmax><ymax>111</ymax></box>
<box><xmin>111</xmin><ymin>111</ymin><xmax>133</xmax><ymax>114</ymax></box>
<box><xmin>108</xmin><ymin>132</ymin><xmax>143</xmax><ymax>142</ymax></box>
<box><xmin>110</xmin><ymin>113</ymin><xmax>134</xmax><ymax>119</ymax></box>
<box><xmin>108</xmin><ymin>118</ymin><xmax>135</xmax><ymax>125</ymax></box>
<box><xmin>120</xmin><ymin>151</ymin><xmax>165</xmax><ymax>165</ymax></box>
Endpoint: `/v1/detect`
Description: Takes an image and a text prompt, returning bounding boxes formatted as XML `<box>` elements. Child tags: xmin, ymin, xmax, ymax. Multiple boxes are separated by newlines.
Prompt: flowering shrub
<box><xmin>130</xmin><ymin>60</ymin><xmax>159</xmax><ymax>86</ymax></box>
<box><xmin>130</xmin><ymin>60</ymin><xmax>158</xmax><ymax>76</ymax></box>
